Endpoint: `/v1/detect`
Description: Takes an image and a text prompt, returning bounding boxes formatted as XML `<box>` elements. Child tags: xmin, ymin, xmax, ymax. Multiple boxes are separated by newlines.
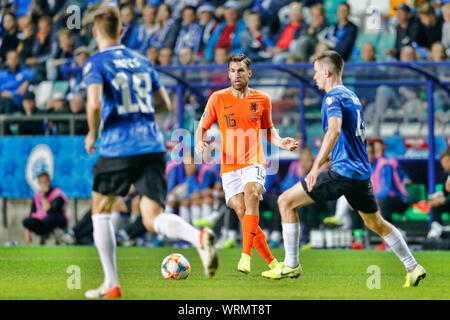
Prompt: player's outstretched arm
<box><xmin>85</xmin><ymin>83</ymin><xmax>103</xmax><ymax>153</ymax></box>
<box><xmin>306</xmin><ymin>116</ymin><xmax>342</xmax><ymax>191</ymax></box>
<box><xmin>153</xmin><ymin>86</ymin><xmax>171</xmax><ymax>113</ymax></box>
<box><xmin>263</xmin><ymin>126</ymin><xmax>299</xmax><ymax>152</ymax></box>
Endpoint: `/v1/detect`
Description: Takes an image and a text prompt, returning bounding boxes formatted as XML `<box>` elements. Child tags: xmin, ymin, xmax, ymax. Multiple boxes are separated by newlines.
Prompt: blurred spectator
<box><xmin>321</xmin><ymin>2</ymin><xmax>357</xmax><ymax>61</ymax></box>
<box><xmin>197</xmin><ymin>2</ymin><xmax>218</xmax><ymax>57</ymax></box>
<box><xmin>361</xmin><ymin>42</ymin><xmax>376</xmax><ymax>62</ymax></box>
<box><xmin>240</xmin><ymin>11</ymin><xmax>274</xmax><ymax>62</ymax></box>
<box><xmin>164</xmin><ymin>0</ymin><xmax>202</xmax><ymax>18</ymax></box>
<box><xmin>427</xmin><ymin>149</ymin><xmax>450</xmax><ymax>236</ymax></box>
<box><xmin>67</xmin><ymin>46</ymin><xmax>90</xmax><ymax>134</ymax></box>
<box><xmin>146</xmin><ymin>45</ymin><xmax>159</xmax><ymax>65</ymax></box>
<box><xmin>442</xmin><ymin>2</ymin><xmax>450</xmax><ymax>56</ymax></box>
<box><xmin>46</xmin><ymin>28</ymin><xmax>74</xmax><ymax>81</ymax></box>
<box><xmin>371</xmin><ymin>140</ymin><xmax>411</xmax><ymax>250</ymax></box>
<box><xmin>177</xmin><ymin>46</ymin><xmax>195</xmax><ymax>65</ymax></box>
<box><xmin>134</xmin><ymin>5</ymin><xmax>158</xmax><ymax>54</ymax></box>
<box><xmin>386</xmin><ymin>3</ymin><xmax>423</xmax><ymax>60</ymax></box>
<box><xmin>430</xmin><ymin>42</ymin><xmax>448</xmax><ymax>62</ymax></box>
<box><xmin>120</xmin><ymin>3</ymin><xmax>140</xmax><ymax>49</ymax></box>
<box><xmin>428</xmin><ymin>42</ymin><xmax>449</xmax><ymax>113</ymax></box>
<box><xmin>267</xmin><ymin>1</ymin><xmax>305</xmax><ymax>63</ymax></box>
<box><xmin>158</xmin><ymin>47</ymin><xmax>173</xmax><ymax>66</ymax></box>
<box><xmin>26</xmin><ymin>15</ymin><xmax>53</xmax><ymax>82</ymax></box>
<box><xmin>0</xmin><ymin>11</ymin><xmax>19</xmax><ymax>63</ymax></box>
<box><xmin>22</xmin><ymin>171</ymin><xmax>68</xmax><ymax>245</ymax></box>
<box><xmin>353</xmin><ymin>42</ymin><xmax>383</xmax><ymax>112</ymax></box>
<box><xmin>208</xmin><ymin>46</ymin><xmax>230</xmax><ymax>96</ymax></box>
<box><xmin>4</xmin><ymin>91</ymin><xmax>44</xmax><ymax>135</ymax></box>
<box><xmin>312</xmin><ymin>41</ymin><xmax>330</xmax><ymax>59</ymax></box>
<box><xmin>16</xmin><ymin>15</ymin><xmax>35</xmax><ymax>64</ymax></box>
<box><xmin>0</xmin><ymin>50</ymin><xmax>34</xmax><ymax>113</ymax></box>
<box><xmin>148</xmin><ymin>3</ymin><xmax>180</xmax><ymax>50</ymax></box>
<box><xmin>203</xmin><ymin>1</ymin><xmax>246</xmax><ymax>62</ymax></box>
<box><xmin>174</xmin><ymin>6</ymin><xmax>203</xmax><ymax>57</ymax></box>
<box><xmin>251</xmin><ymin>0</ymin><xmax>291</xmax><ymax>36</ymax></box>
<box><xmin>45</xmin><ymin>91</ymin><xmax>69</xmax><ymax>114</ymax></box>
<box><xmin>417</xmin><ymin>2</ymin><xmax>442</xmax><ymax>50</ymax></box>
<box><xmin>58</xmin><ymin>209</ymin><xmax>94</xmax><ymax>245</ymax></box>
<box><xmin>371</xmin><ymin>45</ymin><xmax>425</xmax><ymax>124</ymax></box>
<box><xmin>291</xmin><ymin>3</ymin><xmax>328</xmax><ymax>62</ymax></box>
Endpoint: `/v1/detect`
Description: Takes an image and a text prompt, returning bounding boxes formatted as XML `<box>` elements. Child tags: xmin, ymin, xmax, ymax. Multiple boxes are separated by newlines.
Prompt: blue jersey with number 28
<box><xmin>83</xmin><ymin>44</ymin><xmax>166</xmax><ymax>157</ymax></box>
<box><xmin>321</xmin><ymin>84</ymin><xmax>371</xmax><ymax>180</ymax></box>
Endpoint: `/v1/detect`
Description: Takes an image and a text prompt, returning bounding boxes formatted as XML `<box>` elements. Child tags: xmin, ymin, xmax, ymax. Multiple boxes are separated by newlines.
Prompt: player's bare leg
<box><xmin>85</xmin><ymin>191</ymin><xmax>122</xmax><ymax>299</ymax></box>
<box><xmin>358</xmin><ymin>210</ymin><xmax>426</xmax><ymax>287</ymax></box>
<box><xmin>229</xmin><ymin>184</ymin><xmax>278</xmax><ymax>274</ymax></box>
<box><xmin>140</xmin><ymin>196</ymin><xmax>218</xmax><ymax>278</ymax></box>
<box><xmin>262</xmin><ymin>182</ymin><xmax>314</xmax><ymax>279</ymax></box>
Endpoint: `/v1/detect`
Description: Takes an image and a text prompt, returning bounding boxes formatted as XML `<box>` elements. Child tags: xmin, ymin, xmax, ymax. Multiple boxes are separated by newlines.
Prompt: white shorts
<box><xmin>221</xmin><ymin>164</ymin><xmax>266</xmax><ymax>207</ymax></box>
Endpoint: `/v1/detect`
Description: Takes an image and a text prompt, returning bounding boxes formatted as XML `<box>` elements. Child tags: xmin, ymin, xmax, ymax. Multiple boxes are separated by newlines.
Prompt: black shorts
<box><xmin>93</xmin><ymin>152</ymin><xmax>167</xmax><ymax>208</ymax></box>
<box><xmin>300</xmin><ymin>170</ymin><xmax>378</xmax><ymax>213</ymax></box>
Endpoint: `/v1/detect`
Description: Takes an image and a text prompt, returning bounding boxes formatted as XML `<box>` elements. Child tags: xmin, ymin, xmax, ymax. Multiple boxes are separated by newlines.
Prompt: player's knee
<box><xmin>277</xmin><ymin>193</ymin><xmax>290</xmax><ymax>213</ymax></box>
<box><xmin>363</xmin><ymin>217</ymin><xmax>384</xmax><ymax>233</ymax></box>
<box><xmin>245</xmin><ymin>190</ymin><xmax>260</xmax><ymax>205</ymax></box>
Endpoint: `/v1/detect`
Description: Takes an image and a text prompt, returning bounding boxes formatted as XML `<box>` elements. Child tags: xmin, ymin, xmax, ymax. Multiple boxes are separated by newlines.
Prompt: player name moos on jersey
<box><xmin>113</xmin><ymin>57</ymin><xmax>141</xmax><ymax>69</ymax></box>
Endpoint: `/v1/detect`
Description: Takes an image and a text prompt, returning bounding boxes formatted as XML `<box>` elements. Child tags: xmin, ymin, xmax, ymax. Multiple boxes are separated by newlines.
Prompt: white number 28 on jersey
<box><xmin>112</xmin><ymin>72</ymin><xmax>155</xmax><ymax>114</ymax></box>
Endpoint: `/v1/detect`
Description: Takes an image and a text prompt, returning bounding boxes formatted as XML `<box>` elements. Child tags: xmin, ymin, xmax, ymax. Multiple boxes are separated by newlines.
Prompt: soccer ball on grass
<box><xmin>161</xmin><ymin>253</ymin><xmax>191</xmax><ymax>280</ymax></box>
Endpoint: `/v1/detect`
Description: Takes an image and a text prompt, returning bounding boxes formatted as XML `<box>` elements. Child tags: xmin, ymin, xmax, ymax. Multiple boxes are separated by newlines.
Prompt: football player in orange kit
<box><xmin>195</xmin><ymin>53</ymin><xmax>299</xmax><ymax>274</ymax></box>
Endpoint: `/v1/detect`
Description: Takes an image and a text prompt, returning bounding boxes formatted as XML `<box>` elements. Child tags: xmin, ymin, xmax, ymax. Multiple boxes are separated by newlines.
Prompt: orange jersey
<box><xmin>199</xmin><ymin>88</ymin><xmax>274</xmax><ymax>176</ymax></box>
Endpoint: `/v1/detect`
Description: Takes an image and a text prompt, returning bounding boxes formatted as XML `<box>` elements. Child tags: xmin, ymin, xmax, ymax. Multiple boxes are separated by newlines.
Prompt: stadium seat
<box><xmin>52</xmin><ymin>80</ymin><xmax>70</xmax><ymax>97</ymax></box>
<box><xmin>377</xmin><ymin>31</ymin><xmax>396</xmax><ymax>55</ymax></box>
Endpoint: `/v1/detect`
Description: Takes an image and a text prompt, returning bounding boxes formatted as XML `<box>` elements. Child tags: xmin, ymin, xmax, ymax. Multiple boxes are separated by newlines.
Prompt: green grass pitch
<box><xmin>0</xmin><ymin>246</ymin><xmax>448</xmax><ymax>300</ymax></box>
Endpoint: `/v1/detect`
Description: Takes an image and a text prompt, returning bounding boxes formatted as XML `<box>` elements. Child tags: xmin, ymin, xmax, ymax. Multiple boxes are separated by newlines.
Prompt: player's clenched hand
<box><xmin>195</xmin><ymin>141</ymin><xmax>209</xmax><ymax>157</ymax></box>
<box><xmin>85</xmin><ymin>132</ymin><xmax>96</xmax><ymax>153</ymax></box>
<box><xmin>280</xmin><ymin>137</ymin><xmax>299</xmax><ymax>151</ymax></box>
<box><xmin>305</xmin><ymin>166</ymin><xmax>320</xmax><ymax>192</ymax></box>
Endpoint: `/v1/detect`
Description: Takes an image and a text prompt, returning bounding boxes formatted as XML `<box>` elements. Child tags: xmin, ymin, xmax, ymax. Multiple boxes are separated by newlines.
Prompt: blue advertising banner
<box><xmin>0</xmin><ymin>136</ymin><xmax>99</xmax><ymax>198</ymax></box>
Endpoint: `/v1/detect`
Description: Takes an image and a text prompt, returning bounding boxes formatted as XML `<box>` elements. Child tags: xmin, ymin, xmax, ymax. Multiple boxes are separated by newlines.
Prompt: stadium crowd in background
<box><xmin>0</xmin><ymin>0</ymin><xmax>448</xmax><ymax>248</ymax></box>
<box><xmin>0</xmin><ymin>0</ymin><xmax>449</xmax><ymax>118</ymax></box>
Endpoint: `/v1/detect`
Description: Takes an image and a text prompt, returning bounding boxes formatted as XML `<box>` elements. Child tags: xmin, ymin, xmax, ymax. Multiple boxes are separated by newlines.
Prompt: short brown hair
<box><xmin>228</xmin><ymin>53</ymin><xmax>252</xmax><ymax>70</ymax></box>
<box><xmin>441</xmin><ymin>148</ymin><xmax>450</xmax><ymax>160</ymax></box>
<box><xmin>418</xmin><ymin>2</ymin><xmax>434</xmax><ymax>16</ymax></box>
<box><xmin>94</xmin><ymin>6</ymin><xmax>122</xmax><ymax>39</ymax></box>
<box><xmin>312</xmin><ymin>50</ymin><xmax>344</xmax><ymax>75</ymax></box>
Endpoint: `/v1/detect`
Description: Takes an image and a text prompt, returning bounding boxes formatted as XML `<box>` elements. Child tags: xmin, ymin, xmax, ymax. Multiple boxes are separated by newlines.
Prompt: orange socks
<box><xmin>254</xmin><ymin>227</ymin><xmax>275</xmax><ymax>265</ymax></box>
<box><xmin>242</xmin><ymin>215</ymin><xmax>275</xmax><ymax>265</ymax></box>
<box><xmin>242</xmin><ymin>214</ymin><xmax>259</xmax><ymax>256</ymax></box>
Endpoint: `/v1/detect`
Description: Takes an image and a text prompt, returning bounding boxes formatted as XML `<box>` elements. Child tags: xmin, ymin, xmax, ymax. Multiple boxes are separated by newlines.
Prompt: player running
<box><xmin>262</xmin><ymin>50</ymin><xmax>426</xmax><ymax>287</ymax></box>
<box><xmin>195</xmin><ymin>53</ymin><xmax>298</xmax><ymax>274</ymax></box>
<box><xmin>83</xmin><ymin>6</ymin><xmax>218</xmax><ymax>299</ymax></box>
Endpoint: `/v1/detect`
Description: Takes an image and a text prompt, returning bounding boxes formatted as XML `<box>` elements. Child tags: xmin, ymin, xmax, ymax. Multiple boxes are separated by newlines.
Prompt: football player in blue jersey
<box><xmin>262</xmin><ymin>50</ymin><xmax>426</xmax><ymax>287</ymax></box>
<box><xmin>83</xmin><ymin>6</ymin><xmax>218</xmax><ymax>299</ymax></box>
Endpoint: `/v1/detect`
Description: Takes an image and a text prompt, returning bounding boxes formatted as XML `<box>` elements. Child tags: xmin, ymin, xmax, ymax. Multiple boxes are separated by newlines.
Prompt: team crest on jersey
<box><xmin>325</xmin><ymin>97</ymin><xmax>335</xmax><ymax>105</ymax></box>
<box><xmin>250</xmin><ymin>102</ymin><xmax>258</xmax><ymax>112</ymax></box>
